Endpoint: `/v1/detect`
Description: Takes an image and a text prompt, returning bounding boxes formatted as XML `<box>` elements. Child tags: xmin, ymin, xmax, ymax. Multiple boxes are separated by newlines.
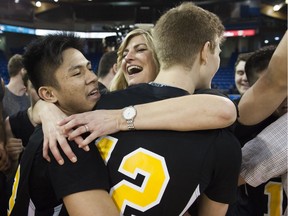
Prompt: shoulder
<box><xmin>194</xmin><ymin>88</ymin><xmax>229</xmax><ymax>98</ymax></box>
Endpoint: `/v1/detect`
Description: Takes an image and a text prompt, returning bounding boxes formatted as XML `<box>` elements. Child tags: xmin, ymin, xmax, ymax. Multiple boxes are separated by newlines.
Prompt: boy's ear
<box><xmin>200</xmin><ymin>41</ymin><xmax>210</xmax><ymax>65</ymax></box>
<box><xmin>112</xmin><ymin>63</ymin><xmax>118</xmax><ymax>75</ymax></box>
<box><xmin>38</xmin><ymin>86</ymin><xmax>58</xmax><ymax>103</ymax></box>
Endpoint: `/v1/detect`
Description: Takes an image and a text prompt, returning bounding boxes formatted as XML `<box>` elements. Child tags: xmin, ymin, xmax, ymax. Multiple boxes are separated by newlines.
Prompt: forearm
<box><xmin>129</xmin><ymin>94</ymin><xmax>237</xmax><ymax>131</ymax></box>
<box><xmin>64</xmin><ymin>190</ymin><xmax>118</xmax><ymax>216</ymax></box>
<box><xmin>238</xmin><ymin>31</ymin><xmax>287</xmax><ymax>125</ymax></box>
<box><xmin>198</xmin><ymin>194</ymin><xmax>228</xmax><ymax>216</ymax></box>
<box><xmin>240</xmin><ymin>113</ymin><xmax>287</xmax><ymax>186</ymax></box>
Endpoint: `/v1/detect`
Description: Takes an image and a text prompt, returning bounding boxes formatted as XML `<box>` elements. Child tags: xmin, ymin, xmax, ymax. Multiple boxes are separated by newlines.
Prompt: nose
<box><xmin>242</xmin><ymin>72</ymin><xmax>248</xmax><ymax>82</ymax></box>
<box><xmin>124</xmin><ymin>50</ymin><xmax>135</xmax><ymax>62</ymax></box>
<box><xmin>86</xmin><ymin>69</ymin><xmax>98</xmax><ymax>84</ymax></box>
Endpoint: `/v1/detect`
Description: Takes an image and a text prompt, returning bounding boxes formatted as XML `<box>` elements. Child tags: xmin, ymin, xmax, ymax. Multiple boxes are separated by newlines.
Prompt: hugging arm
<box><xmin>63</xmin><ymin>190</ymin><xmax>118</xmax><ymax>216</ymax></box>
<box><xmin>62</xmin><ymin>94</ymin><xmax>236</xmax><ymax>143</ymax></box>
<box><xmin>32</xmin><ymin>100</ymin><xmax>87</xmax><ymax>164</ymax></box>
<box><xmin>55</xmin><ymin>93</ymin><xmax>236</xmax><ymax>163</ymax></box>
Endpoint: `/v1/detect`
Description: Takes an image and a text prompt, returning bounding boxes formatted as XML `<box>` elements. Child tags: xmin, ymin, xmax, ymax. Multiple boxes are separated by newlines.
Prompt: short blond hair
<box><xmin>153</xmin><ymin>2</ymin><xmax>225</xmax><ymax>70</ymax></box>
<box><xmin>8</xmin><ymin>54</ymin><xmax>24</xmax><ymax>77</ymax></box>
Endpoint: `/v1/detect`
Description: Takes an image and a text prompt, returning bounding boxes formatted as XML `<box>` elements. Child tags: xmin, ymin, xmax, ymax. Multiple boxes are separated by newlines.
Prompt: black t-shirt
<box><xmin>95</xmin><ymin>83</ymin><xmax>242</xmax><ymax>216</ymax></box>
<box><xmin>8</xmin><ymin>125</ymin><xmax>109</xmax><ymax>215</ymax></box>
<box><xmin>9</xmin><ymin>109</ymin><xmax>35</xmax><ymax>147</ymax></box>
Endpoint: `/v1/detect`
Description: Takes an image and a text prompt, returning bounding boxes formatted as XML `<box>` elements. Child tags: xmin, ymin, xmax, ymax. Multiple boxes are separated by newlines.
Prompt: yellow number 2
<box><xmin>111</xmin><ymin>148</ymin><xmax>170</xmax><ymax>213</ymax></box>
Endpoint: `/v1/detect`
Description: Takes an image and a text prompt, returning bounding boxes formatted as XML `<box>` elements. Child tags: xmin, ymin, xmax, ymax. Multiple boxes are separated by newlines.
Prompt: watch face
<box><xmin>123</xmin><ymin>107</ymin><xmax>136</xmax><ymax>119</ymax></box>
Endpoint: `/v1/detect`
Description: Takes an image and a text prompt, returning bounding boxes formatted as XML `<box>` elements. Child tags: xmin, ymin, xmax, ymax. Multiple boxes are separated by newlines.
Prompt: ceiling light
<box><xmin>273</xmin><ymin>4</ymin><xmax>281</xmax><ymax>11</ymax></box>
<box><xmin>15</xmin><ymin>0</ymin><xmax>20</xmax><ymax>3</ymax></box>
<box><xmin>35</xmin><ymin>1</ymin><xmax>42</xmax><ymax>7</ymax></box>
<box><xmin>273</xmin><ymin>2</ymin><xmax>285</xmax><ymax>11</ymax></box>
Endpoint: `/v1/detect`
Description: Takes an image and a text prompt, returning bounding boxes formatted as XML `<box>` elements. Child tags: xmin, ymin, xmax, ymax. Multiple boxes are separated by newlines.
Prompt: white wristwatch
<box><xmin>122</xmin><ymin>106</ymin><xmax>137</xmax><ymax>130</ymax></box>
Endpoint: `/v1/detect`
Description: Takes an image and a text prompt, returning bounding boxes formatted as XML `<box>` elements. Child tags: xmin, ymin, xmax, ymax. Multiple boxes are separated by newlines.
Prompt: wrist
<box><xmin>119</xmin><ymin>109</ymin><xmax>128</xmax><ymax>131</ymax></box>
<box><xmin>121</xmin><ymin>106</ymin><xmax>137</xmax><ymax>131</ymax></box>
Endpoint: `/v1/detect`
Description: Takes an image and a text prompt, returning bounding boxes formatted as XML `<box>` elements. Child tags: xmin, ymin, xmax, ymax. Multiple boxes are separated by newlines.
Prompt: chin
<box><xmin>128</xmin><ymin>80</ymin><xmax>138</xmax><ymax>87</ymax></box>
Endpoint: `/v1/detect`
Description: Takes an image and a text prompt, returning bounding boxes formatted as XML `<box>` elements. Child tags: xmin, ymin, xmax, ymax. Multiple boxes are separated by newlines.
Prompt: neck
<box><xmin>7</xmin><ymin>74</ymin><xmax>26</xmax><ymax>96</ymax></box>
<box><xmin>98</xmin><ymin>70</ymin><xmax>115</xmax><ymax>90</ymax></box>
<box><xmin>153</xmin><ymin>64</ymin><xmax>198</xmax><ymax>94</ymax></box>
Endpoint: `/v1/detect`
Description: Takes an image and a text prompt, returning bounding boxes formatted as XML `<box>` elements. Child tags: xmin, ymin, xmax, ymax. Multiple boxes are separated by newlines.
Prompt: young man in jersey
<box><xmin>92</xmin><ymin>2</ymin><xmax>241</xmax><ymax>215</ymax></box>
<box><xmin>7</xmin><ymin>34</ymin><xmax>118</xmax><ymax>216</ymax></box>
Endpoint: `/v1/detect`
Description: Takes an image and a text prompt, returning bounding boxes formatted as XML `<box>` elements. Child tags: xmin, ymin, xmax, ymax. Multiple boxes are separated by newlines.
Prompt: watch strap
<box><xmin>127</xmin><ymin>118</ymin><xmax>135</xmax><ymax>130</ymax></box>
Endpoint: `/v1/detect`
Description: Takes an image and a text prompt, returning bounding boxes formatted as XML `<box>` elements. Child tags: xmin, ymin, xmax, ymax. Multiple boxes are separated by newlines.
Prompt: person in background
<box><xmin>7</xmin><ymin>33</ymin><xmax>118</xmax><ymax>216</ymax></box>
<box><xmin>97</xmin><ymin>50</ymin><xmax>118</xmax><ymax>92</ymax></box>
<box><xmin>234</xmin><ymin>52</ymin><xmax>253</xmax><ymax>96</ymax></box>
<box><xmin>234</xmin><ymin>45</ymin><xmax>287</xmax><ymax>216</ymax></box>
<box><xmin>2</xmin><ymin>54</ymin><xmax>30</xmax><ymax>119</ymax></box>
<box><xmin>5</xmin><ymin>74</ymin><xmax>40</xmax><ymax>176</ymax></box>
<box><xmin>109</xmin><ymin>28</ymin><xmax>160</xmax><ymax>91</ymax></box>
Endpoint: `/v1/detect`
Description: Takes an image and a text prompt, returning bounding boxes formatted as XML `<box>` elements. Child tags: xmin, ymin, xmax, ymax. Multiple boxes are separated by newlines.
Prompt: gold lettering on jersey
<box><xmin>7</xmin><ymin>165</ymin><xmax>21</xmax><ymax>215</ymax></box>
<box><xmin>95</xmin><ymin>136</ymin><xmax>118</xmax><ymax>164</ymax></box>
<box><xmin>110</xmin><ymin>147</ymin><xmax>170</xmax><ymax>213</ymax></box>
<box><xmin>264</xmin><ymin>181</ymin><xmax>283</xmax><ymax>216</ymax></box>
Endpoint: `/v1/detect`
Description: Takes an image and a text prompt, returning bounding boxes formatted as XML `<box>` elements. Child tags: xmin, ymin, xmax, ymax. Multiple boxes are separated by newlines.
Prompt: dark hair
<box><xmin>7</xmin><ymin>54</ymin><xmax>24</xmax><ymax>77</ymax></box>
<box><xmin>245</xmin><ymin>45</ymin><xmax>276</xmax><ymax>85</ymax></box>
<box><xmin>97</xmin><ymin>51</ymin><xmax>117</xmax><ymax>78</ymax></box>
<box><xmin>22</xmin><ymin>33</ymin><xmax>84</xmax><ymax>93</ymax></box>
<box><xmin>234</xmin><ymin>52</ymin><xmax>254</xmax><ymax>70</ymax></box>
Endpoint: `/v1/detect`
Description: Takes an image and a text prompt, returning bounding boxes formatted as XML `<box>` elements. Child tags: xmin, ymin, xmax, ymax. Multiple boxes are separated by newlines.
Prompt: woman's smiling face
<box><xmin>121</xmin><ymin>34</ymin><xmax>158</xmax><ymax>86</ymax></box>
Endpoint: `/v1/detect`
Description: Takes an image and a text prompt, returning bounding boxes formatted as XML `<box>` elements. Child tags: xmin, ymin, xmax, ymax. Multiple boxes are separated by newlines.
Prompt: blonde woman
<box><xmin>110</xmin><ymin>28</ymin><xmax>159</xmax><ymax>91</ymax></box>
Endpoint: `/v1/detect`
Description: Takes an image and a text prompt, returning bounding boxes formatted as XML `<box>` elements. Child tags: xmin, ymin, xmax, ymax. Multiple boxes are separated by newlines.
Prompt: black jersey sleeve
<box><xmin>204</xmin><ymin>131</ymin><xmax>242</xmax><ymax>204</ymax></box>
<box><xmin>48</xmin><ymin>138</ymin><xmax>109</xmax><ymax>200</ymax></box>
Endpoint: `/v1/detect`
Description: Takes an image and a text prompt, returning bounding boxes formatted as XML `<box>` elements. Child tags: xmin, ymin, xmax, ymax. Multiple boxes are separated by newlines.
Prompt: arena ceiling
<box><xmin>0</xmin><ymin>0</ymin><xmax>286</xmax><ymax>32</ymax></box>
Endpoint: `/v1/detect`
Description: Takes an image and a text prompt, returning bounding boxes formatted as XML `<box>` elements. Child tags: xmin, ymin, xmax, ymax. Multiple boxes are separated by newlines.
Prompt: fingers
<box><xmin>43</xmin><ymin>135</ymin><xmax>78</xmax><ymax>165</ymax></box>
<box><xmin>58</xmin><ymin>136</ymin><xmax>77</xmax><ymax>163</ymax></box>
<box><xmin>6</xmin><ymin>138</ymin><xmax>23</xmax><ymax>161</ymax></box>
<box><xmin>81</xmin><ymin>134</ymin><xmax>98</xmax><ymax>147</ymax></box>
<box><xmin>67</xmin><ymin>125</ymin><xmax>88</xmax><ymax>140</ymax></box>
<box><xmin>49</xmin><ymin>143</ymin><xmax>64</xmax><ymax>165</ymax></box>
<box><xmin>57</xmin><ymin>115</ymin><xmax>74</xmax><ymax>126</ymax></box>
<box><xmin>74</xmin><ymin>136</ymin><xmax>90</xmax><ymax>151</ymax></box>
<box><xmin>42</xmin><ymin>138</ymin><xmax>51</xmax><ymax>162</ymax></box>
<box><xmin>58</xmin><ymin>115</ymin><xmax>84</xmax><ymax>131</ymax></box>
<box><xmin>6</xmin><ymin>145</ymin><xmax>23</xmax><ymax>156</ymax></box>
<box><xmin>0</xmin><ymin>148</ymin><xmax>10</xmax><ymax>171</ymax></box>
